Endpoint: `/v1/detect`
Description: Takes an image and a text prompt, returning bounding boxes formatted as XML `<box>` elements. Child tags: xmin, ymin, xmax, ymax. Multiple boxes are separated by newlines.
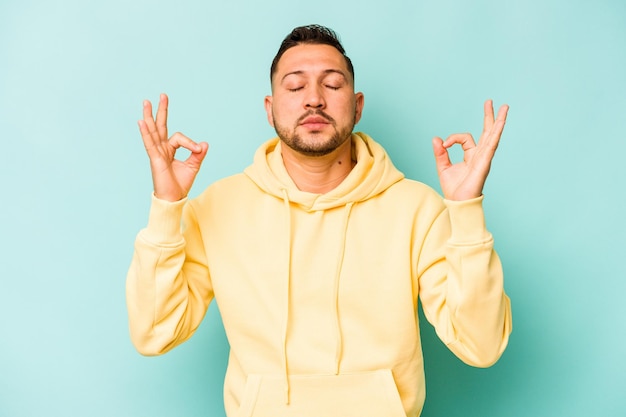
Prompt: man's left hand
<box><xmin>432</xmin><ymin>100</ymin><xmax>509</xmax><ymax>201</ymax></box>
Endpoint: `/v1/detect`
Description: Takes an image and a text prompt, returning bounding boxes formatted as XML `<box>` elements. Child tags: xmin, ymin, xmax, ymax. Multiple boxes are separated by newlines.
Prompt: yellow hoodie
<box><xmin>126</xmin><ymin>133</ymin><xmax>512</xmax><ymax>417</ymax></box>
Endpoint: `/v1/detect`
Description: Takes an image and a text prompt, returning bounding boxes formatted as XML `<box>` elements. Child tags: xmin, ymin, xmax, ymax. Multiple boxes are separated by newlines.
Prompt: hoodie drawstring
<box><xmin>281</xmin><ymin>188</ymin><xmax>292</xmax><ymax>405</ymax></box>
<box><xmin>332</xmin><ymin>202</ymin><xmax>353</xmax><ymax>374</ymax></box>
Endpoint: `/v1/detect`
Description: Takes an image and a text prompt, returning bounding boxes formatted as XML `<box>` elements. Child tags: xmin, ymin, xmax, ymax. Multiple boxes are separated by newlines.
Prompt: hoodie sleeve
<box><xmin>125</xmin><ymin>194</ymin><xmax>213</xmax><ymax>356</ymax></box>
<box><xmin>417</xmin><ymin>195</ymin><xmax>512</xmax><ymax>367</ymax></box>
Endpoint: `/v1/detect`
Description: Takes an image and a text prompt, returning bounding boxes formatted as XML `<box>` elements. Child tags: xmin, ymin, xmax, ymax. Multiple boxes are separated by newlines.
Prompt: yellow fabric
<box><xmin>126</xmin><ymin>132</ymin><xmax>512</xmax><ymax>417</ymax></box>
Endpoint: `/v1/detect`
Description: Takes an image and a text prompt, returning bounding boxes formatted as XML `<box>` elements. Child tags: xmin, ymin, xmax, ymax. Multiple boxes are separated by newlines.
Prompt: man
<box><xmin>127</xmin><ymin>24</ymin><xmax>512</xmax><ymax>417</ymax></box>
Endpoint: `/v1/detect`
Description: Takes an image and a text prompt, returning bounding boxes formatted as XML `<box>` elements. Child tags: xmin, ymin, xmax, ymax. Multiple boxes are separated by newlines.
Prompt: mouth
<box><xmin>299</xmin><ymin>114</ymin><xmax>332</xmax><ymax>130</ymax></box>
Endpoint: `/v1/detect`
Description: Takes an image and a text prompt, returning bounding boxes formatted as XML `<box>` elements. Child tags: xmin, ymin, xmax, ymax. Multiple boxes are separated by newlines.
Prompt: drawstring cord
<box><xmin>332</xmin><ymin>202</ymin><xmax>354</xmax><ymax>374</ymax></box>
<box><xmin>281</xmin><ymin>188</ymin><xmax>292</xmax><ymax>405</ymax></box>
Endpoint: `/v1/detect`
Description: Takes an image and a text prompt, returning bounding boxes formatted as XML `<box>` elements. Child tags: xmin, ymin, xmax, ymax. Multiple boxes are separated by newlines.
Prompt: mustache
<box><xmin>296</xmin><ymin>110</ymin><xmax>336</xmax><ymax>125</ymax></box>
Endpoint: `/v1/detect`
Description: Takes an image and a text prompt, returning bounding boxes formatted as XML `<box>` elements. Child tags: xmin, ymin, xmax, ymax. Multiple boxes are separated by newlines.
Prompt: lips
<box><xmin>299</xmin><ymin>114</ymin><xmax>332</xmax><ymax>133</ymax></box>
<box><xmin>300</xmin><ymin>115</ymin><xmax>330</xmax><ymax>125</ymax></box>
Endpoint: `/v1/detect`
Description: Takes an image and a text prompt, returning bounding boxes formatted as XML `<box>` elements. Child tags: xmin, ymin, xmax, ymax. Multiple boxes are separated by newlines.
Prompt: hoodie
<box><xmin>126</xmin><ymin>132</ymin><xmax>512</xmax><ymax>417</ymax></box>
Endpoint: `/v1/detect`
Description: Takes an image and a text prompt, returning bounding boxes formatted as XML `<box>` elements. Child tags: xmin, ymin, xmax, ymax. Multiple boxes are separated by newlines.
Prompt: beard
<box><xmin>273</xmin><ymin>109</ymin><xmax>355</xmax><ymax>157</ymax></box>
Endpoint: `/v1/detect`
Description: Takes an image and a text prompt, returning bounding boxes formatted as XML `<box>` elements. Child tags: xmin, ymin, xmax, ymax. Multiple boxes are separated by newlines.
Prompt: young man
<box><xmin>127</xmin><ymin>24</ymin><xmax>512</xmax><ymax>417</ymax></box>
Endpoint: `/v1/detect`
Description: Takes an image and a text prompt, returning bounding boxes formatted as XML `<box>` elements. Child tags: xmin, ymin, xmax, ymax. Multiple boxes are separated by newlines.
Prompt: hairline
<box><xmin>271</xmin><ymin>45</ymin><xmax>354</xmax><ymax>89</ymax></box>
<box><xmin>270</xmin><ymin>26</ymin><xmax>355</xmax><ymax>87</ymax></box>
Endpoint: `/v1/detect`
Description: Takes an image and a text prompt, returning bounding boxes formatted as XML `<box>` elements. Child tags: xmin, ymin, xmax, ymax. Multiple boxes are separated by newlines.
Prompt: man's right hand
<box><xmin>138</xmin><ymin>94</ymin><xmax>209</xmax><ymax>202</ymax></box>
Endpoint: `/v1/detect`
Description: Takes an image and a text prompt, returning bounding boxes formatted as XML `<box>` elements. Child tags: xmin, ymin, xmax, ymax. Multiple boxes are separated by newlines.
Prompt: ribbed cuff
<box><xmin>141</xmin><ymin>193</ymin><xmax>188</xmax><ymax>245</ymax></box>
<box><xmin>443</xmin><ymin>195</ymin><xmax>491</xmax><ymax>244</ymax></box>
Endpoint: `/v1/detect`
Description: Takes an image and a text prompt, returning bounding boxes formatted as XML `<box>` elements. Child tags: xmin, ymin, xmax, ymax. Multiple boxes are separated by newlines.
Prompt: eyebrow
<box><xmin>280</xmin><ymin>69</ymin><xmax>348</xmax><ymax>84</ymax></box>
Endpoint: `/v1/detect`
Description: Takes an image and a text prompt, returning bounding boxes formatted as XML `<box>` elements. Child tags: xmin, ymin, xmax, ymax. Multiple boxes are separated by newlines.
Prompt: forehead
<box><xmin>274</xmin><ymin>44</ymin><xmax>350</xmax><ymax>80</ymax></box>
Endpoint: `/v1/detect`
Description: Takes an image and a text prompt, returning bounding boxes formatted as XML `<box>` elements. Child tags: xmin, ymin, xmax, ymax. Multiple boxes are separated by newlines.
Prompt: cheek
<box><xmin>272</xmin><ymin>98</ymin><xmax>299</xmax><ymax>121</ymax></box>
<box><xmin>335</xmin><ymin>97</ymin><xmax>357</xmax><ymax>118</ymax></box>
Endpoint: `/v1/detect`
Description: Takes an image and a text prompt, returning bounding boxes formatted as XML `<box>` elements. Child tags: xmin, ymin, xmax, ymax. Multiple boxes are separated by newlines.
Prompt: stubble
<box><xmin>273</xmin><ymin>109</ymin><xmax>355</xmax><ymax>157</ymax></box>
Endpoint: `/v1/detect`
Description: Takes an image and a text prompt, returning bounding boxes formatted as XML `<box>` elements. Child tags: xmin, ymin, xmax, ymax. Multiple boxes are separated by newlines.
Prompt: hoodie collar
<box><xmin>244</xmin><ymin>132</ymin><xmax>404</xmax><ymax>210</ymax></box>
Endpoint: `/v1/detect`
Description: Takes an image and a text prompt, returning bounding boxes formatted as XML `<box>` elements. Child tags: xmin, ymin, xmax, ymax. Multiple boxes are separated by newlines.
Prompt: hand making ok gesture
<box><xmin>432</xmin><ymin>100</ymin><xmax>509</xmax><ymax>201</ymax></box>
<box><xmin>138</xmin><ymin>94</ymin><xmax>209</xmax><ymax>202</ymax></box>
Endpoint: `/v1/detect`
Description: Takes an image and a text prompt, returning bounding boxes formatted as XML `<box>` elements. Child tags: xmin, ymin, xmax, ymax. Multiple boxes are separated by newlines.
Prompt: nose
<box><xmin>304</xmin><ymin>85</ymin><xmax>325</xmax><ymax>109</ymax></box>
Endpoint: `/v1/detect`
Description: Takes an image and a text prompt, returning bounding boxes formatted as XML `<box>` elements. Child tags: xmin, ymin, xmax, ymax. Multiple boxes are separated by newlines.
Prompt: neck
<box><xmin>281</xmin><ymin>138</ymin><xmax>355</xmax><ymax>194</ymax></box>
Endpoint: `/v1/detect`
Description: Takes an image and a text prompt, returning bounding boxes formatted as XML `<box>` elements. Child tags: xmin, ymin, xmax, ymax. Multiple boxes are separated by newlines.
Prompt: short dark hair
<box><xmin>270</xmin><ymin>24</ymin><xmax>354</xmax><ymax>83</ymax></box>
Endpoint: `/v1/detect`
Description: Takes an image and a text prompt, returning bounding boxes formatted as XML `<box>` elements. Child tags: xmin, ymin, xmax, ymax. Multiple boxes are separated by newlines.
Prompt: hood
<box><xmin>244</xmin><ymin>132</ymin><xmax>405</xmax><ymax>210</ymax></box>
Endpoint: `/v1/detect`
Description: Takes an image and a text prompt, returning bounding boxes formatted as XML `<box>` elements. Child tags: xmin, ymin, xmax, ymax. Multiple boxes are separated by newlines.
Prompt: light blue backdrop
<box><xmin>1</xmin><ymin>0</ymin><xmax>624</xmax><ymax>416</ymax></box>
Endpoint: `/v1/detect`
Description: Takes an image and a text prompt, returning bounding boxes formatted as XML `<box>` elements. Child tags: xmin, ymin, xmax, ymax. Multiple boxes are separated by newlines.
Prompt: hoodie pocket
<box><xmin>236</xmin><ymin>369</ymin><xmax>406</xmax><ymax>417</ymax></box>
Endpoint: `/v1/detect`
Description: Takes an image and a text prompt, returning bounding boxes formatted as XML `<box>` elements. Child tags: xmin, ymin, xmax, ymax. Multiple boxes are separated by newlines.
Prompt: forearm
<box><xmin>419</xmin><ymin>196</ymin><xmax>512</xmax><ymax>367</ymax></box>
<box><xmin>442</xmin><ymin>235</ymin><xmax>511</xmax><ymax>367</ymax></box>
<box><xmin>126</xmin><ymin>196</ymin><xmax>212</xmax><ymax>355</ymax></box>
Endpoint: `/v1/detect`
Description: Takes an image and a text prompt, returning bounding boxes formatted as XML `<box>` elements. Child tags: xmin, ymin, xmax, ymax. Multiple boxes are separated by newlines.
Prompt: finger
<box><xmin>485</xmin><ymin>104</ymin><xmax>509</xmax><ymax>148</ymax></box>
<box><xmin>442</xmin><ymin>133</ymin><xmax>476</xmax><ymax>151</ymax></box>
<box><xmin>474</xmin><ymin>104</ymin><xmax>509</xmax><ymax>167</ymax></box>
<box><xmin>138</xmin><ymin>119</ymin><xmax>159</xmax><ymax>151</ymax></box>
<box><xmin>184</xmin><ymin>141</ymin><xmax>210</xmax><ymax>170</ymax></box>
<box><xmin>481</xmin><ymin>99</ymin><xmax>495</xmax><ymax>139</ymax></box>
<box><xmin>432</xmin><ymin>137</ymin><xmax>452</xmax><ymax>175</ymax></box>
<box><xmin>155</xmin><ymin>93</ymin><xmax>168</xmax><ymax>140</ymax></box>
<box><xmin>168</xmin><ymin>131</ymin><xmax>203</xmax><ymax>153</ymax></box>
<box><xmin>137</xmin><ymin>119</ymin><xmax>148</xmax><ymax>136</ymax></box>
<box><xmin>495</xmin><ymin>104</ymin><xmax>509</xmax><ymax>124</ymax></box>
<box><xmin>142</xmin><ymin>99</ymin><xmax>159</xmax><ymax>138</ymax></box>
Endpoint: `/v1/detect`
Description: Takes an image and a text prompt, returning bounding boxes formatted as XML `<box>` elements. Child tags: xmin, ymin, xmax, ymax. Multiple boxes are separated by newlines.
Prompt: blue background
<box><xmin>1</xmin><ymin>0</ymin><xmax>625</xmax><ymax>416</ymax></box>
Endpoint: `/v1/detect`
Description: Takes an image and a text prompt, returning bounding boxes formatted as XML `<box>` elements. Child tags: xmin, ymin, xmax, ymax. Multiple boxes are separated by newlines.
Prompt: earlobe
<box><xmin>264</xmin><ymin>95</ymin><xmax>274</xmax><ymax>127</ymax></box>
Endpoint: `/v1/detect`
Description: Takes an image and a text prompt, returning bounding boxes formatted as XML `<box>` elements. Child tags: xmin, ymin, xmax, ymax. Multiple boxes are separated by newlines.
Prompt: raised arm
<box><xmin>421</xmin><ymin>100</ymin><xmax>512</xmax><ymax>365</ymax></box>
<box><xmin>127</xmin><ymin>94</ymin><xmax>213</xmax><ymax>355</ymax></box>
<box><xmin>432</xmin><ymin>100</ymin><xmax>509</xmax><ymax>201</ymax></box>
<box><xmin>138</xmin><ymin>93</ymin><xmax>209</xmax><ymax>201</ymax></box>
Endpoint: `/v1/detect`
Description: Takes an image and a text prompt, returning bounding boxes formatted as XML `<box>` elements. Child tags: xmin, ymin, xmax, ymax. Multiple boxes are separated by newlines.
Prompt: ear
<box><xmin>354</xmin><ymin>92</ymin><xmax>365</xmax><ymax>125</ymax></box>
<box><xmin>264</xmin><ymin>95</ymin><xmax>274</xmax><ymax>127</ymax></box>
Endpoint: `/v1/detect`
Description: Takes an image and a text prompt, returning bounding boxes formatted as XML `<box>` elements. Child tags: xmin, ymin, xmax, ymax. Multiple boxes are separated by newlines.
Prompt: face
<box><xmin>265</xmin><ymin>44</ymin><xmax>364</xmax><ymax>157</ymax></box>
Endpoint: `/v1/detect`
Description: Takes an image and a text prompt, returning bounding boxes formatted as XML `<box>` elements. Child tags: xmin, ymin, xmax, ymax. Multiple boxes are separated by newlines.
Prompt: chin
<box><xmin>281</xmin><ymin>136</ymin><xmax>342</xmax><ymax>157</ymax></box>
